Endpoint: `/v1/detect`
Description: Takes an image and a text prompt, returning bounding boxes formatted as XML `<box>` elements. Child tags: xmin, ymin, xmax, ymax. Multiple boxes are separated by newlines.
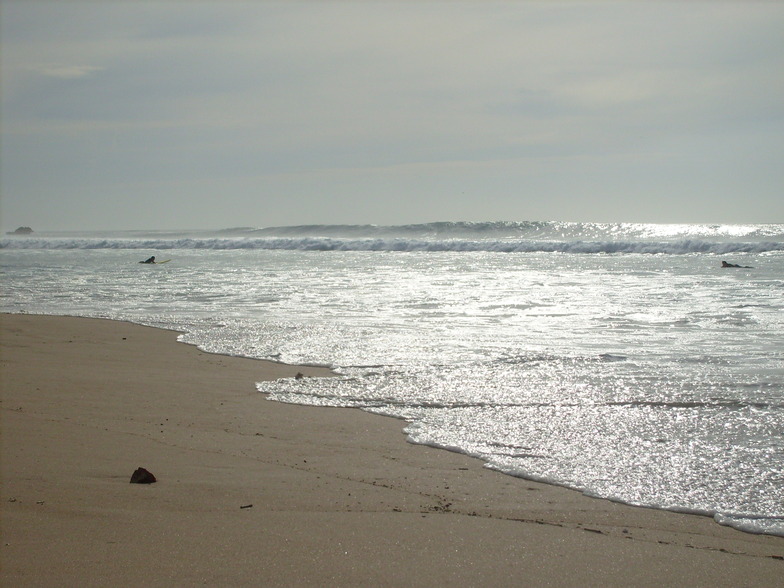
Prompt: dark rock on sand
<box><xmin>130</xmin><ymin>467</ymin><xmax>157</xmax><ymax>484</ymax></box>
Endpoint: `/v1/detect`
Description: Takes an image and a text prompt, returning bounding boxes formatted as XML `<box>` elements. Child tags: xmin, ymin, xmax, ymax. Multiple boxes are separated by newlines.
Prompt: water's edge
<box><xmin>6</xmin><ymin>309</ymin><xmax>780</xmax><ymax>538</ymax></box>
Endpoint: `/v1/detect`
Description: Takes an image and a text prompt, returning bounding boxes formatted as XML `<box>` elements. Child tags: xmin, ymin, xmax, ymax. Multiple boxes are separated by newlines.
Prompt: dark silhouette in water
<box><xmin>139</xmin><ymin>256</ymin><xmax>156</xmax><ymax>264</ymax></box>
<box><xmin>7</xmin><ymin>226</ymin><xmax>33</xmax><ymax>235</ymax></box>
<box><xmin>722</xmin><ymin>260</ymin><xmax>753</xmax><ymax>268</ymax></box>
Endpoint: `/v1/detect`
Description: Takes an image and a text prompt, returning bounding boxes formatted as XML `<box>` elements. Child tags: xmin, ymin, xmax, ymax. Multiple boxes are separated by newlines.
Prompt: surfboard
<box><xmin>156</xmin><ymin>259</ymin><xmax>171</xmax><ymax>264</ymax></box>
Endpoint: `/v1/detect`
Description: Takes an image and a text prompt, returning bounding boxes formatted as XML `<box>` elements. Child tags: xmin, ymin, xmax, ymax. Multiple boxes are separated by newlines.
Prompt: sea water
<box><xmin>2</xmin><ymin>222</ymin><xmax>783</xmax><ymax>535</ymax></box>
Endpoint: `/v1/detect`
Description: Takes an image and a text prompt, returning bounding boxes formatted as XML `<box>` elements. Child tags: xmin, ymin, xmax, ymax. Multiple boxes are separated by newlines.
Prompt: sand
<box><xmin>1</xmin><ymin>313</ymin><xmax>782</xmax><ymax>587</ymax></box>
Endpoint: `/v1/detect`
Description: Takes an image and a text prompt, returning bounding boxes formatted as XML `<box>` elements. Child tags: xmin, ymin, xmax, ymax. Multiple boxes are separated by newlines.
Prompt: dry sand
<box><xmin>1</xmin><ymin>313</ymin><xmax>782</xmax><ymax>586</ymax></box>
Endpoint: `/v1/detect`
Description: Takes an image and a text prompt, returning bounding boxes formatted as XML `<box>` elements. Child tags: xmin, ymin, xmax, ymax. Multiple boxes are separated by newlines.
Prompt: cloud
<box><xmin>36</xmin><ymin>64</ymin><xmax>104</xmax><ymax>79</ymax></box>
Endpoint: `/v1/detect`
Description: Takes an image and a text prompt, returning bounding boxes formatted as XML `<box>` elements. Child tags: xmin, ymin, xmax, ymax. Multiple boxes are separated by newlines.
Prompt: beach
<box><xmin>1</xmin><ymin>313</ymin><xmax>781</xmax><ymax>586</ymax></box>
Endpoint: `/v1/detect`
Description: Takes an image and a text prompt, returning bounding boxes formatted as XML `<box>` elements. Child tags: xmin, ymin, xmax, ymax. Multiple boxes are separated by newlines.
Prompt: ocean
<box><xmin>2</xmin><ymin>221</ymin><xmax>783</xmax><ymax>535</ymax></box>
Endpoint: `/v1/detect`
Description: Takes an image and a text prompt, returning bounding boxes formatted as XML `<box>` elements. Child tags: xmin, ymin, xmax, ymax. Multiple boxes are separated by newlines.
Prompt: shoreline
<box><xmin>2</xmin><ymin>313</ymin><xmax>782</xmax><ymax>586</ymax></box>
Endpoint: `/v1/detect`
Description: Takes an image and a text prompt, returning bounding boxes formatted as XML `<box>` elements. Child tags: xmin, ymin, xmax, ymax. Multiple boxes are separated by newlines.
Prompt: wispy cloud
<box><xmin>36</xmin><ymin>64</ymin><xmax>104</xmax><ymax>79</ymax></box>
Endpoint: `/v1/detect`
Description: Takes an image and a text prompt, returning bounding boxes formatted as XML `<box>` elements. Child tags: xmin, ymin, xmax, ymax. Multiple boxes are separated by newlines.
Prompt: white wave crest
<box><xmin>2</xmin><ymin>236</ymin><xmax>782</xmax><ymax>254</ymax></box>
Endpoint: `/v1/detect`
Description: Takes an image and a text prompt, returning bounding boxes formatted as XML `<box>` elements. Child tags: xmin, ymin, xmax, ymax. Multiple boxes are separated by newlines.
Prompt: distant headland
<box><xmin>7</xmin><ymin>226</ymin><xmax>34</xmax><ymax>235</ymax></box>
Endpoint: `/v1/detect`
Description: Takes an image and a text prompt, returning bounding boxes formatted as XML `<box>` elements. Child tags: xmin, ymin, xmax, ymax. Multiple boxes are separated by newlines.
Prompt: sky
<box><xmin>1</xmin><ymin>1</ymin><xmax>783</xmax><ymax>232</ymax></box>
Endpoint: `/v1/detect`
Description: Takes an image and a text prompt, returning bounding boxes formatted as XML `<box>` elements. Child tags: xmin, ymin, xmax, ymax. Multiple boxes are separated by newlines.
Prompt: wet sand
<box><xmin>1</xmin><ymin>313</ymin><xmax>781</xmax><ymax>586</ymax></box>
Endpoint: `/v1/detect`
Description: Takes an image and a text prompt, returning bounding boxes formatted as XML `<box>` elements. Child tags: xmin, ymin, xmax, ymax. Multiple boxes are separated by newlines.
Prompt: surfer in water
<box><xmin>140</xmin><ymin>256</ymin><xmax>156</xmax><ymax>264</ymax></box>
<box><xmin>721</xmin><ymin>260</ymin><xmax>753</xmax><ymax>268</ymax></box>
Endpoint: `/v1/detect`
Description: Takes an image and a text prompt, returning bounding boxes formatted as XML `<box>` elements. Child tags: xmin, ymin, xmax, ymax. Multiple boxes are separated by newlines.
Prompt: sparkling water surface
<box><xmin>2</xmin><ymin>223</ymin><xmax>783</xmax><ymax>535</ymax></box>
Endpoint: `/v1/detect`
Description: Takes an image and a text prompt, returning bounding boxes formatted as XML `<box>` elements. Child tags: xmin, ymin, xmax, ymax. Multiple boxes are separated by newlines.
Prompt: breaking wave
<box><xmin>3</xmin><ymin>221</ymin><xmax>782</xmax><ymax>254</ymax></box>
<box><xmin>3</xmin><ymin>237</ymin><xmax>782</xmax><ymax>255</ymax></box>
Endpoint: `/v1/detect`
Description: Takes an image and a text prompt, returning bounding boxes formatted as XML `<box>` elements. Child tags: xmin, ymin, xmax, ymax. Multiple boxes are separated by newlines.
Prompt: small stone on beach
<box><xmin>130</xmin><ymin>467</ymin><xmax>157</xmax><ymax>484</ymax></box>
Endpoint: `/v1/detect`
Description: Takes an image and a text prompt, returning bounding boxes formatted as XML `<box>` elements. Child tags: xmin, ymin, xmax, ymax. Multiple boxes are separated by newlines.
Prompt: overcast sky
<box><xmin>1</xmin><ymin>1</ymin><xmax>782</xmax><ymax>232</ymax></box>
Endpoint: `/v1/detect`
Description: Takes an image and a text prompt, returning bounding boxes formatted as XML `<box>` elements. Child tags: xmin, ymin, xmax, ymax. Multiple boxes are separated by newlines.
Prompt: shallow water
<box><xmin>2</xmin><ymin>222</ymin><xmax>783</xmax><ymax>535</ymax></box>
